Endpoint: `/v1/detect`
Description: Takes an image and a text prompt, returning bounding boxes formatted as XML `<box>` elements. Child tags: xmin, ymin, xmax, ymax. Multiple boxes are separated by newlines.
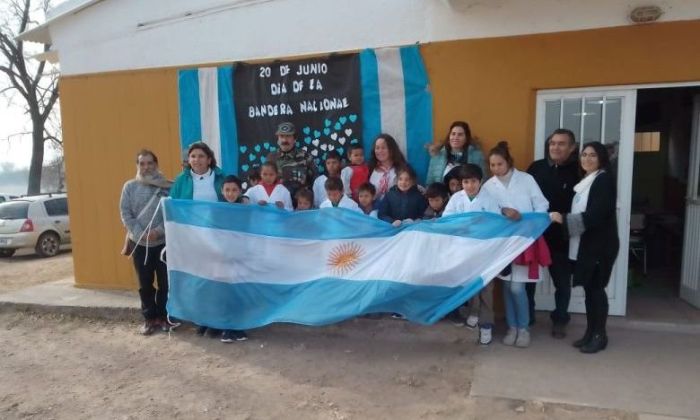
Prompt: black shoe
<box><xmin>207</xmin><ymin>328</ymin><xmax>222</xmax><ymax>338</ymax></box>
<box><xmin>573</xmin><ymin>330</ymin><xmax>593</xmax><ymax>348</ymax></box>
<box><xmin>391</xmin><ymin>313</ymin><xmax>405</xmax><ymax>320</ymax></box>
<box><xmin>551</xmin><ymin>323</ymin><xmax>567</xmax><ymax>339</ymax></box>
<box><xmin>221</xmin><ymin>330</ymin><xmax>235</xmax><ymax>343</ymax></box>
<box><xmin>232</xmin><ymin>330</ymin><xmax>248</xmax><ymax>341</ymax></box>
<box><xmin>196</xmin><ymin>325</ymin><xmax>208</xmax><ymax>336</ymax></box>
<box><xmin>580</xmin><ymin>334</ymin><xmax>607</xmax><ymax>354</ymax></box>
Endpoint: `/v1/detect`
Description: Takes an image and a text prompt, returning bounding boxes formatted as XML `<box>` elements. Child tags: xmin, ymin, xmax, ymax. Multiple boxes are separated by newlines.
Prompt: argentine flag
<box><xmin>163</xmin><ymin>200</ymin><xmax>551</xmax><ymax>330</ymax></box>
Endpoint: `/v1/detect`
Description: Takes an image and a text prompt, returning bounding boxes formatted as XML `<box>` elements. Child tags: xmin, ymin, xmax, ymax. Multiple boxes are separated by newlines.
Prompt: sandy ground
<box><xmin>0</xmin><ymin>311</ymin><xmax>636</xmax><ymax>420</ymax></box>
<box><xmin>0</xmin><ymin>249</ymin><xmax>73</xmax><ymax>293</ymax></box>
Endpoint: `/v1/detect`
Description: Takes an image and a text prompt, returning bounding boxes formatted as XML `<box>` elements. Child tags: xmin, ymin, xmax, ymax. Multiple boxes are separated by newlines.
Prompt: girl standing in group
<box><xmin>425</xmin><ymin>121</ymin><xmax>486</xmax><ymax>185</ymax></box>
<box><xmin>482</xmin><ymin>141</ymin><xmax>549</xmax><ymax>348</ymax></box>
<box><xmin>549</xmin><ymin>142</ymin><xmax>619</xmax><ymax>354</ymax></box>
<box><xmin>244</xmin><ymin>162</ymin><xmax>293</xmax><ymax>211</ymax></box>
<box><xmin>368</xmin><ymin>134</ymin><xmax>408</xmax><ymax>201</ymax></box>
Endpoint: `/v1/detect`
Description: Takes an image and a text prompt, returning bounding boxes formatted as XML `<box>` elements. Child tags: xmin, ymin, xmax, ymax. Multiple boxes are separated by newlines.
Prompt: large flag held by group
<box><xmin>177</xmin><ymin>45</ymin><xmax>432</xmax><ymax>184</ymax></box>
<box><xmin>163</xmin><ymin>199</ymin><xmax>551</xmax><ymax>330</ymax></box>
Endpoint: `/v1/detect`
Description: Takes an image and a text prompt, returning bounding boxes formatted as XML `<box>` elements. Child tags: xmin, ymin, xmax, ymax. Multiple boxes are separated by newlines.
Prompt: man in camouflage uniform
<box><xmin>267</xmin><ymin>122</ymin><xmax>317</xmax><ymax>198</ymax></box>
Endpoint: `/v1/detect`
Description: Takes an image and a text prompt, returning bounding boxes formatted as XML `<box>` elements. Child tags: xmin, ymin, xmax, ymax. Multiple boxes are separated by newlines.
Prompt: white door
<box><xmin>533</xmin><ymin>89</ymin><xmax>637</xmax><ymax>316</ymax></box>
<box><xmin>680</xmin><ymin>95</ymin><xmax>700</xmax><ymax>308</ymax></box>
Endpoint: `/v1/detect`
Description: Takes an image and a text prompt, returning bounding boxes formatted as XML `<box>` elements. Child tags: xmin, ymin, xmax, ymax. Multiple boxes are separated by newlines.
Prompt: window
<box><xmin>0</xmin><ymin>201</ymin><xmax>30</xmax><ymax>219</ymax></box>
<box><xmin>44</xmin><ymin>198</ymin><xmax>69</xmax><ymax>216</ymax></box>
<box><xmin>634</xmin><ymin>131</ymin><xmax>661</xmax><ymax>152</ymax></box>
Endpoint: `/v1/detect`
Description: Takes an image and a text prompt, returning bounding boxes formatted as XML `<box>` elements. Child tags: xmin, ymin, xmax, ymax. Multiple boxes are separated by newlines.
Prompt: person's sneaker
<box><xmin>221</xmin><ymin>330</ymin><xmax>235</xmax><ymax>343</ymax></box>
<box><xmin>466</xmin><ymin>315</ymin><xmax>479</xmax><ymax>329</ymax></box>
<box><xmin>207</xmin><ymin>328</ymin><xmax>222</xmax><ymax>338</ymax></box>
<box><xmin>515</xmin><ymin>328</ymin><xmax>531</xmax><ymax>348</ymax></box>
<box><xmin>391</xmin><ymin>313</ymin><xmax>405</xmax><ymax>320</ymax></box>
<box><xmin>502</xmin><ymin>327</ymin><xmax>518</xmax><ymax>346</ymax></box>
<box><xmin>232</xmin><ymin>330</ymin><xmax>248</xmax><ymax>341</ymax></box>
<box><xmin>479</xmin><ymin>327</ymin><xmax>492</xmax><ymax>345</ymax></box>
<box><xmin>196</xmin><ymin>325</ymin><xmax>208</xmax><ymax>336</ymax></box>
<box><xmin>551</xmin><ymin>323</ymin><xmax>566</xmax><ymax>339</ymax></box>
<box><xmin>139</xmin><ymin>319</ymin><xmax>158</xmax><ymax>336</ymax></box>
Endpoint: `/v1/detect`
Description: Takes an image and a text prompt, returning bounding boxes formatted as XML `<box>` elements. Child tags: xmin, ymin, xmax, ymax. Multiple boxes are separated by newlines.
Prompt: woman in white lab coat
<box><xmin>482</xmin><ymin>141</ymin><xmax>549</xmax><ymax>348</ymax></box>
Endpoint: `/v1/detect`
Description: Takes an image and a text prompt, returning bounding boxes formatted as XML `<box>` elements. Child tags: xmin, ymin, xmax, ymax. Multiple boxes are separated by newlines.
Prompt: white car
<box><xmin>0</xmin><ymin>193</ymin><xmax>20</xmax><ymax>203</ymax></box>
<box><xmin>0</xmin><ymin>194</ymin><xmax>71</xmax><ymax>258</ymax></box>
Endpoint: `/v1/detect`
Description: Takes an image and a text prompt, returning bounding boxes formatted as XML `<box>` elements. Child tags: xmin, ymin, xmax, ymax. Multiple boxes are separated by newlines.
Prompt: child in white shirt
<box><xmin>319</xmin><ymin>177</ymin><xmax>362</xmax><ymax>212</ymax></box>
<box><xmin>244</xmin><ymin>162</ymin><xmax>293</xmax><ymax>211</ymax></box>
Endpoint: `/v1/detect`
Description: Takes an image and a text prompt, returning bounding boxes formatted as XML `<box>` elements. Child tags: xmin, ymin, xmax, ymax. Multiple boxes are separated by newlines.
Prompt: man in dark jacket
<box><xmin>526</xmin><ymin>128</ymin><xmax>580</xmax><ymax>338</ymax></box>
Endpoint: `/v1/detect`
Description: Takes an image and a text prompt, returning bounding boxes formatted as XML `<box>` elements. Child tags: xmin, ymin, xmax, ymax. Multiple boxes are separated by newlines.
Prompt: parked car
<box><xmin>0</xmin><ymin>193</ymin><xmax>20</xmax><ymax>203</ymax></box>
<box><xmin>0</xmin><ymin>193</ymin><xmax>71</xmax><ymax>257</ymax></box>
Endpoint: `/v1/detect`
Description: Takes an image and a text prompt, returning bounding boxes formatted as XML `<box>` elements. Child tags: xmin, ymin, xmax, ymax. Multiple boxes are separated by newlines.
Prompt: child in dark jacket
<box><xmin>378</xmin><ymin>165</ymin><xmax>428</xmax><ymax>227</ymax></box>
<box><xmin>423</xmin><ymin>182</ymin><xmax>449</xmax><ymax>219</ymax></box>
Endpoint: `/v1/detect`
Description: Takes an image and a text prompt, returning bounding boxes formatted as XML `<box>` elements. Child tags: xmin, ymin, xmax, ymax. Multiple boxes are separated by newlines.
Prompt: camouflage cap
<box><xmin>275</xmin><ymin>122</ymin><xmax>296</xmax><ymax>135</ymax></box>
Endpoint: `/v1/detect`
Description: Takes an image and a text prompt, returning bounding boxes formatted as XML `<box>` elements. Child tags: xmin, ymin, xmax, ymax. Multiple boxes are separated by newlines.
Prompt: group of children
<box><xmin>208</xmin><ymin>139</ymin><xmax>539</xmax><ymax>348</ymax></box>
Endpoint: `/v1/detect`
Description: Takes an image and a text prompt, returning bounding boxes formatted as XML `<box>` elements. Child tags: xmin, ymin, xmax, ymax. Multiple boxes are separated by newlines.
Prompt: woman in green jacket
<box><xmin>425</xmin><ymin>121</ymin><xmax>486</xmax><ymax>185</ymax></box>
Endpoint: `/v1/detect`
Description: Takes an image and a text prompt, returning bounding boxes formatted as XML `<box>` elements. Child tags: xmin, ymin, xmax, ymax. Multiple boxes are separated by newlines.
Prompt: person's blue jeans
<box><xmin>503</xmin><ymin>280</ymin><xmax>530</xmax><ymax>329</ymax></box>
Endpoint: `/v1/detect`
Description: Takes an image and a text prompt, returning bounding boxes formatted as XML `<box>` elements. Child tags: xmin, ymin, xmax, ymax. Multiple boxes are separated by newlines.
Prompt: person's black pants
<box><xmin>525</xmin><ymin>251</ymin><xmax>571</xmax><ymax>325</ymax></box>
<box><xmin>132</xmin><ymin>242</ymin><xmax>168</xmax><ymax>320</ymax></box>
<box><xmin>583</xmin><ymin>264</ymin><xmax>610</xmax><ymax>336</ymax></box>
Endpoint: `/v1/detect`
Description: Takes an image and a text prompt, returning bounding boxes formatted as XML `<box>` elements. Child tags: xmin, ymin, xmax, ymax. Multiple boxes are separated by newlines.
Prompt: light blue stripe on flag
<box><xmin>401</xmin><ymin>45</ymin><xmax>432</xmax><ymax>184</ymax></box>
<box><xmin>177</xmin><ymin>69</ymin><xmax>202</xmax><ymax>159</ymax></box>
<box><xmin>360</xmin><ymin>49</ymin><xmax>381</xmax><ymax>159</ymax></box>
<box><xmin>167</xmin><ymin>271</ymin><xmax>485</xmax><ymax>330</ymax></box>
<box><xmin>163</xmin><ymin>199</ymin><xmax>551</xmax><ymax>241</ymax></box>
<box><xmin>217</xmin><ymin>66</ymin><xmax>237</xmax><ymax>175</ymax></box>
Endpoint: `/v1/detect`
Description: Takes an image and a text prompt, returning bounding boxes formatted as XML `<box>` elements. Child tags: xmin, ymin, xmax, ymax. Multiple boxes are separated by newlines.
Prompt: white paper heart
<box><xmin>338</xmin><ymin>137</ymin><xmax>346</xmax><ymax>145</ymax></box>
<box><xmin>302</xmin><ymin>146</ymin><xmax>308</xmax><ymax>152</ymax></box>
<box><xmin>344</xmin><ymin>128</ymin><xmax>353</xmax><ymax>136</ymax></box>
<box><xmin>312</xmin><ymin>139</ymin><xmax>320</xmax><ymax>147</ymax></box>
<box><xmin>330</xmin><ymin>133</ymin><xmax>338</xmax><ymax>141</ymax></box>
<box><xmin>311</xmin><ymin>149</ymin><xmax>318</xmax><ymax>156</ymax></box>
<box><xmin>328</xmin><ymin>145</ymin><xmax>335</xmax><ymax>151</ymax></box>
<box><xmin>320</xmin><ymin>144</ymin><xmax>328</xmax><ymax>151</ymax></box>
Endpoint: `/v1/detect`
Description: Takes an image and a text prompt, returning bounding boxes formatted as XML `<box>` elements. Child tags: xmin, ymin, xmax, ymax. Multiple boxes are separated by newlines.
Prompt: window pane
<box><xmin>582</xmin><ymin>97</ymin><xmax>603</xmax><ymax>144</ymax></box>
<box><xmin>544</xmin><ymin>100</ymin><xmax>561</xmax><ymax>139</ymax></box>
<box><xmin>562</xmin><ymin>98</ymin><xmax>582</xmax><ymax>145</ymax></box>
<box><xmin>44</xmin><ymin>199</ymin><xmax>67</xmax><ymax>216</ymax></box>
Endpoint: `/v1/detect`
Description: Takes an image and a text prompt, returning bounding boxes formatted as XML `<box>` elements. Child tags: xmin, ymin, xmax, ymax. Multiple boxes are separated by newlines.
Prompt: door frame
<box><xmin>534</xmin><ymin>81</ymin><xmax>700</xmax><ymax>316</ymax></box>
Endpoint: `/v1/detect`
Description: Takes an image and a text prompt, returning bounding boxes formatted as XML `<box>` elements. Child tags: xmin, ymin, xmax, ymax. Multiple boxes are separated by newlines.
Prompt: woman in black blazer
<box><xmin>550</xmin><ymin>142</ymin><xmax>619</xmax><ymax>354</ymax></box>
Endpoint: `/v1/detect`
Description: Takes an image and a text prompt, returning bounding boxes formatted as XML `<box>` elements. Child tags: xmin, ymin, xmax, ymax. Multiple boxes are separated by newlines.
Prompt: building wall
<box><xmin>49</xmin><ymin>0</ymin><xmax>700</xmax><ymax>75</ymax></box>
<box><xmin>60</xmin><ymin>20</ymin><xmax>700</xmax><ymax>288</ymax></box>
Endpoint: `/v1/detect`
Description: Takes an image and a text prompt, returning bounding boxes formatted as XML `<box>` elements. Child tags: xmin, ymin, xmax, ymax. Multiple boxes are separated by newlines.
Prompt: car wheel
<box><xmin>0</xmin><ymin>249</ymin><xmax>15</xmax><ymax>258</ymax></box>
<box><xmin>36</xmin><ymin>232</ymin><xmax>60</xmax><ymax>257</ymax></box>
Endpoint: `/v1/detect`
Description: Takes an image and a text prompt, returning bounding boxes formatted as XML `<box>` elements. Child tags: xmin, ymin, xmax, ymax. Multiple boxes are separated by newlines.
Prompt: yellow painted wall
<box><xmin>59</xmin><ymin>20</ymin><xmax>700</xmax><ymax>289</ymax></box>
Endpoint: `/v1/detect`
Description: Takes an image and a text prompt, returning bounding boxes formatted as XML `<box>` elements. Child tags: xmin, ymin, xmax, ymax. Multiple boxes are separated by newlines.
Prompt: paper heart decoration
<box><xmin>312</xmin><ymin>139</ymin><xmax>320</xmax><ymax>147</ymax></box>
<box><xmin>338</xmin><ymin>137</ymin><xmax>346</xmax><ymax>145</ymax></box>
<box><xmin>349</xmin><ymin>114</ymin><xmax>358</xmax><ymax>122</ymax></box>
<box><xmin>263</xmin><ymin>142</ymin><xmax>270</xmax><ymax>150</ymax></box>
<box><xmin>320</xmin><ymin>144</ymin><xmax>328</xmax><ymax>151</ymax></box>
<box><xmin>323</xmin><ymin>128</ymin><xmax>331</xmax><ymax>136</ymax></box>
<box><xmin>344</xmin><ymin>128</ymin><xmax>353</xmax><ymax>136</ymax></box>
<box><xmin>248</xmin><ymin>153</ymin><xmax>256</xmax><ymax>161</ymax></box>
<box><xmin>311</xmin><ymin>149</ymin><xmax>318</xmax><ymax>157</ymax></box>
<box><xmin>241</xmin><ymin>164</ymin><xmax>250</xmax><ymax>171</ymax></box>
<box><xmin>334</xmin><ymin>122</ymin><xmax>342</xmax><ymax>130</ymax></box>
<box><xmin>337</xmin><ymin>147</ymin><xmax>344</xmax><ymax>155</ymax></box>
<box><xmin>304</xmin><ymin>137</ymin><xmax>312</xmax><ymax>144</ymax></box>
<box><xmin>303</xmin><ymin>126</ymin><xmax>311</xmax><ymax>135</ymax></box>
<box><xmin>324</xmin><ymin>119</ymin><xmax>332</xmax><ymax>127</ymax></box>
<box><xmin>330</xmin><ymin>133</ymin><xmax>338</xmax><ymax>141</ymax></box>
<box><xmin>339</xmin><ymin>116</ymin><xmax>347</xmax><ymax>124</ymax></box>
<box><xmin>239</xmin><ymin>145</ymin><xmax>248</xmax><ymax>153</ymax></box>
<box><xmin>328</xmin><ymin>145</ymin><xmax>335</xmax><ymax>151</ymax></box>
<box><xmin>254</xmin><ymin>144</ymin><xmax>261</xmax><ymax>152</ymax></box>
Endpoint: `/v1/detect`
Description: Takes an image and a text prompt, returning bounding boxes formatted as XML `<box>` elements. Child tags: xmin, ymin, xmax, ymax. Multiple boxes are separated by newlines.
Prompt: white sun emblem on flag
<box><xmin>327</xmin><ymin>242</ymin><xmax>364</xmax><ymax>275</ymax></box>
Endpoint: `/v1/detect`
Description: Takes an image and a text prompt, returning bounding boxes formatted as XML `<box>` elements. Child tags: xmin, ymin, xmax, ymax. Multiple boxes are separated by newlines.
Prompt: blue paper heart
<box><xmin>337</xmin><ymin>147</ymin><xmax>344</xmax><ymax>156</ymax></box>
<box><xmin>323</xmin><ymin>128</ymin><xmax>331</xmax><ymax>136</ymax></box>
<box><xmin>321</xmin><ymin>153</ymin><xmax>327</xmax><ymax>160</ymax></box>
<box><xmin>248</xmin><ymin>153</ymin><xmax>256</xmax><ymax>161</ymax></box>
<box><xmin>324</xmin><ymin>119</ymin><xmax>332</xmax><ymax>127</ymax></box>
<box><xmin>339</xmin><ymin>116</ymin><xmax>347</xmax><ymax>124</ymax></box>
<box><xmin>270</xmin><ymin>146</ymin><xmax>277</xmax><ymax>152</ymax></box>
<box><xmin>254</xmin><ymin>144</ymin><xmax>261</xmax><ymax>153</ymax></box>
<box><xmin>263</xmin><ymin>142</ymin><xmax>270</xmax><ymax>150</ymax></box>
<box><xmin>260</xmin><ymin>156</ymin><xmax>266</xmax><ymax>163</ymax></box>
<box><xmin>334</xmin><ymin>122</ymin><xmax>342</xmax><ymax>130</ymax></box>
<box><xmin>350</xmin><ymin>139</ymin><xmax>359</xmax><ymax>144</ymax></box>
<box><xmin>296</xmin><ymin>141</ymin><xmax>301</xmax><ymax>148</ymax></box>
<box><xmin>314</xmin><ymin>158</ymin><xmax>320</xmax><ymax>165</ymax></box>
<box><xmin>349</xmin><ymin>114</ymin><xmax>357</xmax><ymax>123</ymax></box>
<box><xmin>313</xmin><ymin>130</ymin><xmax>321</xmax><ymax>138</ymax></box>
<box><xmin>303</xmin><ymin>126</ymin><xmax>311</xmax><ymax>135</ymax></box>
<box><xmin>241</xmin><ymin>164</ymin><xmax>249</xmax><ymax>172</ymax></box>
<box><xmin>304</xmin><ymin>136</ymin><xmax>312</xmax><ymax>144</ymax></box>
<box><xmin>239</xmin><ymin>145</ymin><xmax>248</xmax><ymax>153</ymax></box>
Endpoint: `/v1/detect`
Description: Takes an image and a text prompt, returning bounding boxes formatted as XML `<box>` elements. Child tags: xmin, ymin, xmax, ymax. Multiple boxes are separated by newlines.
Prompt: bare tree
<box><xmin>0</xmin><ymin>0</ymin><xmax>59</xmax><ymax>195</ymax></box>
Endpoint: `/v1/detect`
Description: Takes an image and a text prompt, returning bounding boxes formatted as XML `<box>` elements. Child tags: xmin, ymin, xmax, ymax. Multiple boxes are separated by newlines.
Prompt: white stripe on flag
<box><xmin>198</xmin><ymin>67</ymin><xmax>222</xmax><ymax>162</ymax></box>
<box><xmin>375</xmin><ymin>48</ymin><xmax>407</xmax><ymax>156</ymax></box>
<box><xmin>165</xmin><ymin>222</ymin><xmax>531</xmax><ymax>287</ymax></box>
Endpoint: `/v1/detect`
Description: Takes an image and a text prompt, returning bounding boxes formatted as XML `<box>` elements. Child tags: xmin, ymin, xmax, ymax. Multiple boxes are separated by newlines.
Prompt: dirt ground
<box><xmin>0</xmin><ymin>310</ymin><xmax>636</xmax><ymax>420</ymax></box>
<box><xmin>0</xmin><ymin>249</ymin><xmax>73</xmax><ymax>293</ymax></box>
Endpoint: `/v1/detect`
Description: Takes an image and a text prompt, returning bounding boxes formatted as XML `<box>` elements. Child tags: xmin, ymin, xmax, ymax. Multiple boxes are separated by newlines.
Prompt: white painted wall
<box><xmin>45</xmin><ymin>0</ymin><xmax>700</xmax><ymax>75</ymax></box>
